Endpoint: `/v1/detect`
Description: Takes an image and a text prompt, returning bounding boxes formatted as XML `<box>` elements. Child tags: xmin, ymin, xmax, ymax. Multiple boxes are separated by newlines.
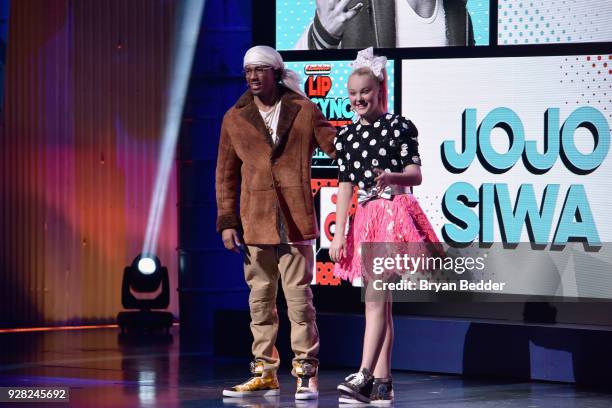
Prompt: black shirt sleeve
<box><xmin>396</xmin><ymin>117</ymin><xmax>421</xmax><ymax>167</ymax></box>
<box><xmin>335</xmin><ymin>126</ymin><xmax>352</xmax><ymax>182</ymax></box>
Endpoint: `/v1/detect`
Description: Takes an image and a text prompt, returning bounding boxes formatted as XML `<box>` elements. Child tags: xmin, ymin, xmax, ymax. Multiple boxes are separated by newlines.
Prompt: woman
<box><xmin>329</xmin><ymin>47</ymin><xmax>439</xmax><ymax>405</ymax></box>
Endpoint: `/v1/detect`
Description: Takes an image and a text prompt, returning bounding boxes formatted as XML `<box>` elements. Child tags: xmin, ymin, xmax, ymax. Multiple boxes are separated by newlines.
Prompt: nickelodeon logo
<box><xmin>304</xmin><ymin>64</ymin><xmax>332</xmax><ymax>75</ymax></box>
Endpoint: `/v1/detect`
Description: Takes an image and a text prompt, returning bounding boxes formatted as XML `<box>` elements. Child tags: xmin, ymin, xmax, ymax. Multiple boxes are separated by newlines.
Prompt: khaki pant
<box><xmin>244</xmin><ymin>244</ymin><xmax>319</xmax><ymax>374</ymax></box>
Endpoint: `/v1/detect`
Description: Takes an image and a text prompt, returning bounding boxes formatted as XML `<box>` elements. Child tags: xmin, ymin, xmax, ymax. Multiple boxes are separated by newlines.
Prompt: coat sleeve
<box><xmin>311</xmin><ymin>102</ymin><xmax>337</xmax><ymax>159</ymax></box>
<box><xmin>215</xmin><ymin>116</ymin><xmax>242</xmax><ymax>233</ymax></box>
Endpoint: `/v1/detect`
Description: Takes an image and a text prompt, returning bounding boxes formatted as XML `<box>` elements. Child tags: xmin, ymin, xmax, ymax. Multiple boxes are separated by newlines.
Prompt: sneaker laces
<box><xmin>294</xmin><ymin>360</ymin><xmax>317</xmax><ymax>378</ymax></box>
<box><xmin>296</xmin><ymin>376</ymin><xmax>311</xmax><ymax>390</ymax></box>
<box><xmin>249</xmin><ymin>360</ymin><xmax>265</xmax><ymax>376</ymax></box>
<box><xmin>300</xmin><ymin>361</ymin><xmax>315</xmax><ymax>376</ymax></box>
<box><xmin>345</xmin><ymin>371</ymin><xmax>367</xmax><ymax>387</ymax></box>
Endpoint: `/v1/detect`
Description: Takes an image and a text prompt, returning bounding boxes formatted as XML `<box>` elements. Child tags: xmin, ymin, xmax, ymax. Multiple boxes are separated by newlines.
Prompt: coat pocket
<box><xmin>302</xmin><ymin>182</ymin><xmax>314</xmax><ymax>216</ymax></box>
<box><xmin>239</xmin><ymin>190</ymin><xmax>250</xmax><ymax>226</ymax></box>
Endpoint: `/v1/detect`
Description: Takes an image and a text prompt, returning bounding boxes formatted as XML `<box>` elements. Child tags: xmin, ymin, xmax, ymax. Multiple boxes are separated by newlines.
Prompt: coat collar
<box><xmin>236</xmin><ymin>85</ymin><xmax>304</xmax><ymax>158</ymax></box>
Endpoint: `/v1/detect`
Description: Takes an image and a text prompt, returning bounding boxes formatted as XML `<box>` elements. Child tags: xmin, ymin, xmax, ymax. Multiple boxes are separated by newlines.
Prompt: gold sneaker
<box><xmin>294</xmin><ymin>360</ymin><xmax>319</xmax><ymax>400</ymax></box>
<box><xmin>222</xmin><ymin>360</ymin><xmax>280</xmax><ymax>398</ymax></box>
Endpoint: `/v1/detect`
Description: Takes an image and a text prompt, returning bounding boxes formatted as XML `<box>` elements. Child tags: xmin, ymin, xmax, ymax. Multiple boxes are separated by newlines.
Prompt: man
<box><xmin>216</xmin><ymin>45</ymin><xmax>336</xmax><ymax>400</ymax></box>
<box><xmin>295</xmin><ymin>0</ymin><xmax>475</xmax><ymax>49</ymax></box>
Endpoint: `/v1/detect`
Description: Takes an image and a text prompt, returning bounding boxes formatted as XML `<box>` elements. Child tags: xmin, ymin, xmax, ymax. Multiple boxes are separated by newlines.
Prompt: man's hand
<box><xmin>316</xmin><ymin>0</ymin><xmax>364</xmax><ymax>38</ymax></box>
<box><xmin>222</xmin><ymin>228</ymin><xmax>242</xmax><ymax>253</ymax></box>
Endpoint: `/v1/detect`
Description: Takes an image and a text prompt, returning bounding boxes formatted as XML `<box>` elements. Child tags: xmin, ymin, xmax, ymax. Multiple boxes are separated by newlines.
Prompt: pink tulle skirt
<box><xmin>333</xmin><ymin>194</ymin><xmax>440</xmax><ymax>283</ymax></box>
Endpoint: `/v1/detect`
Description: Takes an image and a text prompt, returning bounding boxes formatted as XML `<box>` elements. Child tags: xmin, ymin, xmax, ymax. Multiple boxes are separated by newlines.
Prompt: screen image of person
<box><xmin>295</xmin><ymin>0</ymin><xmax>474</xmax><ymax>49</ymax></box>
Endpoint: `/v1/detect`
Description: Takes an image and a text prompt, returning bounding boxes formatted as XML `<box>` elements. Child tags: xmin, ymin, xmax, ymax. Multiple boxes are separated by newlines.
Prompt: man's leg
<box><xmin>278</xmin><ymin>244</ymin><xmax>319</xmax><ymax>366</ymax></box>
<box><xmin>222</xmin><ymin>245</ymin><xmax>281</xmax><ymax>397</ymax></box>
<box><xmin>244</xmin><ymin>245</ymin><xmax>281</xmax><ymax>372</ymax></box>
<box><xmin>278</xmin><ymin>244</ymin><xmax>320</xmax><ymax>400</ymax></box>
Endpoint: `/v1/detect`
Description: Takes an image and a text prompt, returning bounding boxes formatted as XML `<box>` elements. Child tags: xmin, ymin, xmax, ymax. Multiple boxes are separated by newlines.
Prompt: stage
<box><xmin>1</xmin><ymin>0</ymin><xmax>612</xmax><ymax>406</ymax></box>
<box><xmin>0</xmin><ymin>326</ymin><xmax>610</xmax><ymax>407</ymax></box>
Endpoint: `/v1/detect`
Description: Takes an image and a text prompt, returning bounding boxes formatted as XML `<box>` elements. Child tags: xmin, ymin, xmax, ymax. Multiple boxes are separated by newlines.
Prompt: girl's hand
<box><xmin>373</xmin><ymin>168</ymin><xmax>391</xmax><ymax>190</ymax></box>
<box><xmin>329</xmin><ymin>234</ymin><xmax>347</xmax><ymax>262</ymax></box>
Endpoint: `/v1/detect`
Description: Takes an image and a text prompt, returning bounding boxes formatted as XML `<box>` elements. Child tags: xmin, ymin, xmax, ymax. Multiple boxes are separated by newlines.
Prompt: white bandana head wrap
<box><xmin>243</xmin><ymin>45</ymin><xmax>305</xmax><ymax>97</ymax></box>
<box><xmin>350</xmin><ymin>47</ymin><xmax>387</xmax><ymax>81</ymax></box>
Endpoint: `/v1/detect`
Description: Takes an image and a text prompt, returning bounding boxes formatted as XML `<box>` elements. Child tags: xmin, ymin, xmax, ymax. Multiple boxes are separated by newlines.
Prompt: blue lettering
<box><xmin>478</xmin><ymin>107</ymin><xmax>525</xmax><ymax>172</ymax></box>
<box><xmin>523</xmin><ymin>108</ymin><xmax>560</xmax><ymax>172</ymax></box>
<box><xmin>553</xmin><ymin>184</ymin><xmax>601</xmax><ymax>246</ymax></box>
<box><xmin>442</xmin><ymin>182</ymin><xmax>479</xmax><ymax>243</ymax></box>
<box><xmin>560</xmin><ymin>106</ymin><xmax>610</xmax><ymax>173</ymax></box>
<box><xmin>494</xmin><ymin>184</ymin><xmax>559</xmax><ymax>244</ymax></box>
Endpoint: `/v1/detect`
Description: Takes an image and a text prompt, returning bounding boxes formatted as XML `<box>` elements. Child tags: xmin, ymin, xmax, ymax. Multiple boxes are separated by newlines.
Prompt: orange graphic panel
<box><xmin>316</xmin><ymin>262</ymin><xmax>341</xmax><ymax>286</ymax></box>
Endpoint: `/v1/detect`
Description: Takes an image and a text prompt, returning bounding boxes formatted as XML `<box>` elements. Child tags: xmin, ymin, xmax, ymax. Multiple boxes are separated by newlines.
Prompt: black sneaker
<box><xmin>337</xmin><ymin>368</ymin><xmax>374</xmax><ymax>403</ymax></box>
<box><xmin>370</xmin><ymin>377</ymin><xmax>393</xmax><ymax>405</ymax></box>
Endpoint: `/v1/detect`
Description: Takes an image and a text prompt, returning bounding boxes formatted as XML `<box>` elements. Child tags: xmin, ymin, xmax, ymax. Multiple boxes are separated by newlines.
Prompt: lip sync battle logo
<box><xmin>441</xmin><ymin>107</ymin><xmax>609</xmax><ymax>246</ymax></box>
<box><xmin>304</xmin><ymin>64</ymin><xmax>353</xmax><ymax>127</ymax></box>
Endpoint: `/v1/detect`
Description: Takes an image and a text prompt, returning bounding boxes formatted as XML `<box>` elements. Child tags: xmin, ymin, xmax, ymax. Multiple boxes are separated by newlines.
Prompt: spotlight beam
<box><xmin>142</xmin><ymin>0</ymin><xmax>206</xmax><ymax>256</ymax></box>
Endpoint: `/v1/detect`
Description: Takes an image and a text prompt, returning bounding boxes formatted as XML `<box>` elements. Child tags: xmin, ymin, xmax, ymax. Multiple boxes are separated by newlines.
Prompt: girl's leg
<box><xmin>372</xmin><ymin>300</ymin><xmax>393</xmax><ymax>378</ymax></box>
<box><xmin>359</xmin><ymin>283</ymin><xmax>391</xmax><ymax>372</ymax></box>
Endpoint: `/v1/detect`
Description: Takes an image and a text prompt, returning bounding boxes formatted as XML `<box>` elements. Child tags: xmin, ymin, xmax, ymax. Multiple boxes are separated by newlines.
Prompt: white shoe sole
<box><xmin>295</xmin><ymin>391</ymin><xmax>319</xmax><ymax>400</ymax></box>
<box><xmin>222</xmin><ymin>388</ymin><xmax>280</xmax><ymax>397</ymax></box>
<box><xmin>339</xmin><ymin>396</ymin><xmax>393</xmax><ymax>405</ymax></box>
<box><xmin>371</xmin><ymin>399</ymin><xmax>393</xmax><ymax>405</ymax></box>
<box><xmin>337</xmin><ymin>385</ymin><xmax>370</xmax><ymax>403</ymax></box>
<box><xmin>339</xmin><ymin>396</ymin><xmax>369</xmax><ymax>405</ymax></box>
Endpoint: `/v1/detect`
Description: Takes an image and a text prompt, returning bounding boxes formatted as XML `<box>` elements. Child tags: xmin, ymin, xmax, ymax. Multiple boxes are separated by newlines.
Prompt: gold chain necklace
<box><xmin>261</xmin><ymin>101</ymin><xmax>280</xmax><ymax>136</ymax></box>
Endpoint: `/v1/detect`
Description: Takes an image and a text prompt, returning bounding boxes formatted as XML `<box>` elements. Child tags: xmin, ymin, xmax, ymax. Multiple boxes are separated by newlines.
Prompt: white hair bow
<box><xmin>350</xmin><ymin>47</ymin><xmax>387</xmax><ymax>81</ymax></box>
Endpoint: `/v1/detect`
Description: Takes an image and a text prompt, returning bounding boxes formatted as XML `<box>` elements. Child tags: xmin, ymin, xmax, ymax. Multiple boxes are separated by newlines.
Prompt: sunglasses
<box><xmin>243</xmin><ymin>66</ymin><xmax>273</xmax><ymax>76</ymax></box>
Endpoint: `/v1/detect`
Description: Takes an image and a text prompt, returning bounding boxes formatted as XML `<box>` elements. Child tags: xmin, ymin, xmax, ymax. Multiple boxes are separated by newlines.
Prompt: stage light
<box><xmin>116</xmin><ymin>0</ymin><xmax>204</xmax><ymax>334</ymax></box>
<box><xmin>137</xmin><ymin>257</ymin><xmax>157</xmax><ymax>275</ymax></box>
<box><xmin>117</xmin><ymin>254</ymin><xmax>173</xmax><ymax>334</ymax></box>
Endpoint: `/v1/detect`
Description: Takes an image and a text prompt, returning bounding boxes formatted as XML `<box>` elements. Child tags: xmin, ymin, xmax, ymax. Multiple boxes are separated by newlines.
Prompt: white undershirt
<box><xmin>396</xmin><ymin>0</ymin><xmax>448</xmax><ymax>47</ymax></box>
<box><xmin>258</xmin><ymin>104</ymin><xmax>315</xmax><ymax>246</ymax></box>
<box><xmin>259</xmin><ymin>102</ymin><xmax>282</xmax><ymax>144</ymax></box>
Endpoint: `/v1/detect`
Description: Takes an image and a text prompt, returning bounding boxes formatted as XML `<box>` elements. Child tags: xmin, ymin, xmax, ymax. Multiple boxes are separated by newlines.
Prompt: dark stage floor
<box><xmin>0</xmin><ymin>326</ymin><xmax>610</xmax><ymax>407</ymax></box>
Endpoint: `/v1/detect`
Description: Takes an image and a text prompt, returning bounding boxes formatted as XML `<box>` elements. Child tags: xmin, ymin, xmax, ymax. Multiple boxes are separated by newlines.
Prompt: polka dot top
<box><xmin>334</xmin><ymin>113</ymin><xmax>421</xmax><ymax>190</ymax></box>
